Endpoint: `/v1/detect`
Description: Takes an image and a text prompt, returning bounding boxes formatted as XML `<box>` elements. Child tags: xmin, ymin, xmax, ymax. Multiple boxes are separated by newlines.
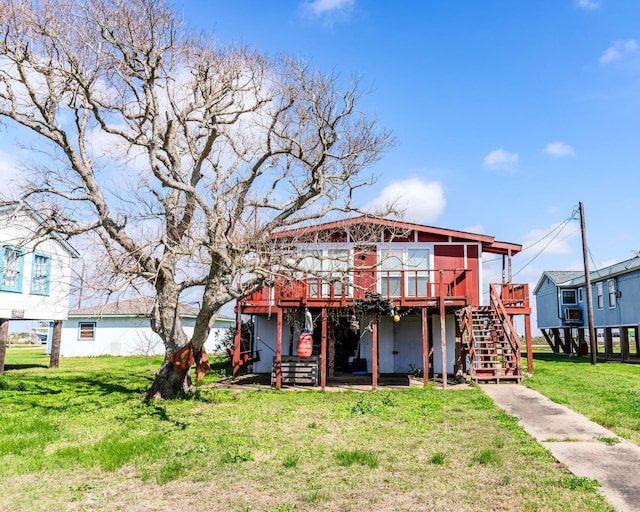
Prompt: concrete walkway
<box><xmin>482</xmin><ymin>384</ymin><xmax>640</xmax><ymax>512</ymax></box>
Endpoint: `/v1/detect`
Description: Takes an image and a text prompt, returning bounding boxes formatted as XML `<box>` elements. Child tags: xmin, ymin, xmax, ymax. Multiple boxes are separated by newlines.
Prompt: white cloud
<box><xmin>304</xmin><ymin>0</ymin><xmax>354</xmax><ymax>16</ymax></box>
<box><xmin>543</xmin><ymin>142</ymin><xmax>576</xmax><ymax>158</ymax></box>
<box><xmin>575</xmin><ymin>0</ymin><xmax>600</xmax><ymax>10</ymax></box>
<box><xmin>482</xmin><ymin>149</ymin><xmax>519</xmax><ymax>171</ymax></box>
<box><xmin>600</xmin><ymin>40</ymin><xmax>638</xmax><ymax>64</ymax></box>
<box><xmin>364</xmin><ymin>178</ymin><xmax>446</xmax><ymax>224</ymax></box>
<box><xmin>522</xmin><ymin>222</ymin><xmax>580</xmax><ymax>256</ymax></box>
<box><xmin>463</xmin><ymin>224</ymin><xmax>484</xmax><ymax>234</ymax></box>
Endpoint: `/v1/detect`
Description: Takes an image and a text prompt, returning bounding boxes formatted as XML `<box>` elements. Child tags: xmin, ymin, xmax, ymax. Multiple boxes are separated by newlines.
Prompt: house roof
<box><xmin>270</xmin><ymin>216</ymin><xmax>522</xmax><ymax>256</ymax></box>
<box><xmin>534</xmin><ymin>256</ymin><xmax>640</xmax><ymax>294</ymax></box>
<box><xmin>533</xmin><ymin>271</ymin><xmax>584</xmax><ymax>295</ymax></box>
<box><xmin>69</xmin><ymin>297</ymin><xmax>234</xmax><ymax>322</ymax></box>
<box><xmin>0</xmin><ymin>201</ymin><xmax>80</xmax><ymax>258</ymax></box>
<box><xmin>568</xmin><ymin>256</ymin><xmax>640</xmax><ymax>286</ymax></box>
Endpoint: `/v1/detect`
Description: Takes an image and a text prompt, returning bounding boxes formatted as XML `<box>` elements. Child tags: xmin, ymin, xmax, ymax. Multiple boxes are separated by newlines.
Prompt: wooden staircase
<box><xmin>458</xmin><ymin>287</ymin><xmax>523</xmax><ymax>383</ymax></box>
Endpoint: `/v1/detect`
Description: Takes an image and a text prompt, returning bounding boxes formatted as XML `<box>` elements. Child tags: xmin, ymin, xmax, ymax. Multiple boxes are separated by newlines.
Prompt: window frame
<box><xmin>596</xmin><ymin>282</ymin><xmax>604</xmax><ymax>310</ymax></box>
<box><xmin>378</xmin><ymin>245</ymin><xmax>432</xmax><ymax>298</ymax></box>
<box><xmin>561</xmin><ymin>289</ymin><xmax>577</xmax><ymax>305</ymax></box>
<box><xmin>607</xmin><ymin>278</ymin><xmax>617</xmax><ymax>309</ymax></box>
<box><xmin>297</xmin><ymin>247</ymin><xmax>353</xmax><ymax>298</ymax></box>
<box><xmin>78</xmin><ymin>322</ymin><xmax>96</xmax><ymax>341</ymax></box>
<box><xmin>0</xmin><ymin>246</ymin><xmax>25</xmax><ymax>293</ymax></box>
<box><xmin>30</xmin><ymin>252</ymin><xmax>52</xmax><ymax>296</ymax></box>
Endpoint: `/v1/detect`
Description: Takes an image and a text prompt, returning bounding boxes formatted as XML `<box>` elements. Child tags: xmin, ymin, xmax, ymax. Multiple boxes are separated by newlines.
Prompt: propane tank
<box><xmin>297</xmin><ymin>329</ymin><xmax>313</xmax><ymax>358</ymax></box>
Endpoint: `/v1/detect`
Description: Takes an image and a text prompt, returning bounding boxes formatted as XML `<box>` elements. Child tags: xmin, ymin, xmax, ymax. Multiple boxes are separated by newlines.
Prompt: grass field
<box><xmin>524</xmin><ymin>353</ymin><xmax>640</xmax><ymax>445</ymax></box>
<box><xmin>0</xmin><ymin>347</ymin><xmax>616</xmax><ymax>512</ymax></box>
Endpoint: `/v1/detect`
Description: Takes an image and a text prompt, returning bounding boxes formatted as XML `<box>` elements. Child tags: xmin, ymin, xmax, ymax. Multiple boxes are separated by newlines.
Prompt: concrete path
<box><xmin>482</xmin><ymin>384</ymin><xmax>640</xmax><ymax>512</ymax></box>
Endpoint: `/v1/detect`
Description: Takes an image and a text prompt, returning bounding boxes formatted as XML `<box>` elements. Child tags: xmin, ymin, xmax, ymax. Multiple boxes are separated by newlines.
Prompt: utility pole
<box><xmin>579</xmin><ymin>202</ymin><xmax>597</xmax><ymax>364</ymax></box>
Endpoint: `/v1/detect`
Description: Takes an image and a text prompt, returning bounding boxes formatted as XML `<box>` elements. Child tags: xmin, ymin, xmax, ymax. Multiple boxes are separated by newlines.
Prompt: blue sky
<box><xmin>2</xmin><ymin>0</ymin><xmax>640</xmax><ymax>332</ymax></box>
<box><xmin>170</xmin><ymin>0</ymin><xmax>640</xmax><ymax>286</ymax></box>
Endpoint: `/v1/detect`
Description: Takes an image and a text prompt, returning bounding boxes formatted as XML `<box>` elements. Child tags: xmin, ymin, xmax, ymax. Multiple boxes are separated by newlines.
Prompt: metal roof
<box><xmin>69</xmin><ymin>297</ymin><xmax>235</xmax><ymax>321</ymax></box>
<box><xmin>270</xmin><ymin>215</ymin><xmax>522</xmax><ymax>256</ymax></box>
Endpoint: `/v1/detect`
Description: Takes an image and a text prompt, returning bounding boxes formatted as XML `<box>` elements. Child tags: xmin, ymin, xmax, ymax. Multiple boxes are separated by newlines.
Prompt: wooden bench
<box><xmin>271</xmin><ymin>355</ymin><xmax>319</xmax><ymax>386</ymax></box>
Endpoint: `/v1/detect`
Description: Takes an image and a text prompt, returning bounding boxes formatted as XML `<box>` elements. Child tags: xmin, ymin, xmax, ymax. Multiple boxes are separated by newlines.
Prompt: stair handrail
<box><xmin>458</xmin><ymin>306</ymin><xmax>475</xmax><ymax>375</ymax></box>
<box><xmin>489</xmin><ymin>283</ymin><xmax>521</xmax><ymax>370</ymax></box>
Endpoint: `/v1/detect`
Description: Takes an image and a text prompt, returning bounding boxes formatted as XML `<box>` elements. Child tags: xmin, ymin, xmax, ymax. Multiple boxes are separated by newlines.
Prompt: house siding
<box><xmin>60</xmin><ymin>315</ymin><xmax>233</xmax><ymax>357</ymax></box>
<box><xmin>0</xmin><ymin>206</ymin><xmax>76</xmax><ymax>321</ymax></box>
<box><xmin>251</xmin><ymin>313</ymin><xmax>457</xmax><ymax>375</ymax></box>
<box><xmin>535</xmin><ymin>277</ymin><xmax>562</xmax><ymax>328</ymax></box>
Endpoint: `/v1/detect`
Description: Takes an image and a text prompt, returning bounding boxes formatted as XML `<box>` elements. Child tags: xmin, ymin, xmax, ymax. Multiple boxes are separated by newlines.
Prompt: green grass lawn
<box><xmin>525</xmin><ymin>353</ymin><xmax>640</xmax><ymax>445</ymax></box>
<box><xmin>0</xmin><ymin>347</ymin><xmax>615</xmax><ymax>512</ymax></box>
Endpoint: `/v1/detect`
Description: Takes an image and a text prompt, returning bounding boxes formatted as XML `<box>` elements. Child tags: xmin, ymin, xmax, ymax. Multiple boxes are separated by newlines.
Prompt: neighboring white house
<box><xmin>59</xmin><ymin>297</ymin><xmax>235</xmax><ymax>357</ymax></box>
<box><xmin>0</xmin><ymin>201</ymin><xmax>79</xmax><ymax>323</ymax></box>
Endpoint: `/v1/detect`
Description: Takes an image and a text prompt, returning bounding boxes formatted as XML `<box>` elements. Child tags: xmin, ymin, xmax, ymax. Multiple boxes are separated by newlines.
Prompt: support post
<box><xmin>49</xmin><ymin>320</ymin><xmax>62</xmax><ymax>369</ymax></box>
<box><xmin>321</xmin><ymin>308</ymin><xmax>327</xmax><ymax>390</ymax></box>
<box><xmin>439</xmin><ymin>270</ymin><xmax>447</xmax><ymax>389</ymax></box>
<box><xmin>276</xmin><ymin>308</ymin><xmax>282</xmax><ymax>389</ymax></box>
<box><xmin>232</xmin><ymin>302</ymin><xmax>242</xmax><ymax>377</ymax></box>
<box><xmin>422</xmin><ymin>307</ymin><xmax>429</xmax><ymax>387</ymax></box>
<box><xmin>605</xmin><ymin>327</ymin><xmax>613</xmax><ymax>359</ymax></box>
<box><xmin>372</xmin><ymin>311</ymin><xmax>378</xmax><ymax>390</ymax></box>
<box><xmin>275</xmin><ymin>307</ymin><xmax>282</xmax><ymax>390</ymax></box>
<box><xmin>621</xmin><ymin>327</ymin><xmax>630</xmax><ymax>361</ymax></box>
<box><xmin>524</xmin><ymin>312</ymin><xmax>533</xmax><ymax>374</ymax></box>
<box><xmin>0</xmin><ymin>319</ymin><xmax>8</xmax><ymax>374</ymax></box>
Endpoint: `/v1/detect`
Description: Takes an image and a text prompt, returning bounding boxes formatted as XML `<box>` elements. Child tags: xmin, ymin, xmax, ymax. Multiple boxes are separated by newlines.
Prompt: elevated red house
<box><xmin>235</xmin><ymin>217</ymin><xmax>532</xmax><ymax>389</ymax></box>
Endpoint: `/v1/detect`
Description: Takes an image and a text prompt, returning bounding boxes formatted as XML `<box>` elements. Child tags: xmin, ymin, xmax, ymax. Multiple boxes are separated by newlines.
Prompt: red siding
<box><xmin>353</xmin><ymin>246</ymin><xmax>377</xmax><ymax>297</ymax></box>
<box><xmin>467</xmin><ymin>245</ymin><xmax>480</xmax><ymax>305</ymax></box>
<box><xmin>434</xmin><ymin>245</ymin><xmax>465</xmax><ymax>270</ymax></box>
<box><xmin>417</xmin><ymin>232</ymin><xmax>449</xmax><ymax>243</ymax></box>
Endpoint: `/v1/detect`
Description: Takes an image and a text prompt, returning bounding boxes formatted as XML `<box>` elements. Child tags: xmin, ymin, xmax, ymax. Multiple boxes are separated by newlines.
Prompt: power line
<box><xmin>512</xmin><ymin>206</ymin><xmax>579</xmax><ymax>278</ymax></box>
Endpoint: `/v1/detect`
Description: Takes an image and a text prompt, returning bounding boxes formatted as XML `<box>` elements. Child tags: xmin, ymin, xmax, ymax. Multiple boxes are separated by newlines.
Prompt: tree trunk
<box><xmin>146</xmin><ymin>359</ymin><xmax>194</xmax><ymax>399</ymax></box>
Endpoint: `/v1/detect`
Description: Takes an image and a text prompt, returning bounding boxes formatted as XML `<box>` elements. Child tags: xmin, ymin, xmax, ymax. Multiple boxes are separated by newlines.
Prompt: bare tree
<box><xmin>0</xmin><ymin>0</ymin><xmax>392</xmax><ymax>397</ymax></box>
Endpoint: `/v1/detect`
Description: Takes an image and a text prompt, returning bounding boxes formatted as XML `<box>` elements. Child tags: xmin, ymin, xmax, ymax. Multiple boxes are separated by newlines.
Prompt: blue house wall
<box><xmin>535</xmin><ymin>259</ymin><xmax>640</xmax><ymax>332</ymax></box>
<box><xmin>535</xmin><ymin>276</ymin><xmax>562</xmax><ymax>329</ymax></box>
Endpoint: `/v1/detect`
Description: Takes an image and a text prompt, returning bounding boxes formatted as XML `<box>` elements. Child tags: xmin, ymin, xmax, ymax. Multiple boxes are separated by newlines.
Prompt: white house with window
<box><xmin>59</xmin><ymin>297</ymin><xmax>235</xmax><ymax>357</ymax></box>
<box><xmin>0</xmin><ymin>201</ymin><xmax>79</xmax><ymax>324</ymax></box>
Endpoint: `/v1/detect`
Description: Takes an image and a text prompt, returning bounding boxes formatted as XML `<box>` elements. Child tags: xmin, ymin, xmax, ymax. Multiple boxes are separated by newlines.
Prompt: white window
<box><xmin>30</xmin><ymin>253</ymin><xmax>51</xmax><ymax>295</ymax></box>
<box><xmin>608</xmin><ymin>279</ymin><xmax>617</xmax><ymax>309</ymax></box>
<box><xmin>379</xmin><ymin>247</ymin><xmax>431</xmax><ymax>297</ymax></box>
<box><xmin>380</xmin><ymin>249</ymin><xmax>403</xmax><ymax>297</ymax></box>
<box><xmin>78</xmin><ymin>322</ymin><xmax>96</xmax><ymax>340</ymax></box>
<box><xmin>406</xmin><ymin>249</ymin><xmax>430</xmax><ymax>297</ymax></box>
<box><xmin>578</xmin><ymin>287</ymin><xmax>583</xmax><ymax>302</ymax></box>
<box><xmin>596</xmin><ymin>282</ymin><xmax>604</xmax><ymax>309</ymax></box>
<box><xmin>0</xmin><ymin>246</ymin><xmax>24</xmax><ymax>292</ymax></box>
<box><xmin>299</xmin><ymin>248</ymin><xmax>351</xmax><ymax>298</ymax></box>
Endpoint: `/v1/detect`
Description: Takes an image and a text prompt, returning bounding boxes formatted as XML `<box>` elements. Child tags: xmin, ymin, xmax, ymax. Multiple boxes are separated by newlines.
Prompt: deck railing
<box><xmin>489</xmin><ymin>283</ymin><xmax>522</xmax><ymax>361</ymax></box>
<box><xmin>243</xmin><ymin>269</ymin><xmax>472</xmax><ymax>306</ymax></box>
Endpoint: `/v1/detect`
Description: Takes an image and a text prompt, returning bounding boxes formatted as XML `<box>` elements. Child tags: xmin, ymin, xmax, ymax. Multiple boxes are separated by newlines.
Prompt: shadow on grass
<box><xmin>531</xmin><ymin>352</ymin><xmax>610</xmax><ymax>365</ymax></box>
<box><xmin>3</xmin><ymin>363</ymin><xmax>49</xmax><ymax>371</ymax></box>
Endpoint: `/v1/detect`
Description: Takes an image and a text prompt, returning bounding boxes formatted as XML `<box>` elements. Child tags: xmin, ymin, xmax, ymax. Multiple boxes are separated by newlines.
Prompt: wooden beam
<box><xmin>621</xmin><ymin>327</ymin><xmax>630</xmax><ymax>361</ymax></box>
<box><xmin>439</xmin><ymin>270</ymin><xmax>447</xmax><ymax>389</ymax></box>
<box><xmin>275</xmin><ymin>308</ymin><xmax>283</xmax><ymax>390</ymax></box>
<box><xmin>0</xmin><ymin>319</ymin><xmax>8</xmax><ymax>374</ymax></box>
<box><xmin>422</xmin><ymin>307</ymin><xmax>429</xmax><ymax>387</ymax></box>
<box><xmin>49</xmin><ymin>320</ymin><xmax>62</xmax><ymax>369</ymax></box>
<box><xmin>605</xmin><ymin>327</ymin><xmax>613</xmax><ymax>359</ymax></box>
<box><xmin>541</xmin><ymin>329</ymin><xmax>555</xmax><ymax>352</ymax></box>
<box><xmin>524</xmin><ymin>312</ymin><xmax>533</xmax><ymax>375</ymax></box>
<box><xmin>321</xmin><ymin>309</ymin><xmax>327</xmax><ymax>390</ymax></box>
<box><xmin>372</xmin><ymin>311</ymin><xmax>378</xmax><ymax>390</ymax></box>
<box><xmin>232</xmin><ymin>302</ymin><xmax>241</xmax><ymax>377</ymax></box>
